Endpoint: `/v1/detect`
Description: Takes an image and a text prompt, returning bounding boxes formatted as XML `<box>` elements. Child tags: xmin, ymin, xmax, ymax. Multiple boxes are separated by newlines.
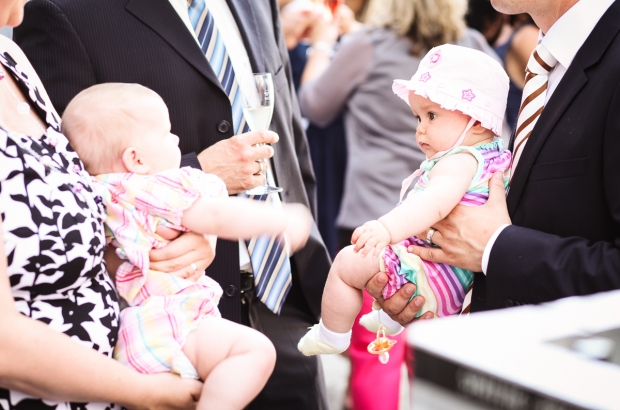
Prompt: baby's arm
<box><xmin>181</xmin><ymin>197</ymin><xmax>312</xmax><ymax>252</ymax></box>
<box><xmin>353</xmin><ymin>153</ymin><xmax>478</xmax><ymax>255</ymax></box>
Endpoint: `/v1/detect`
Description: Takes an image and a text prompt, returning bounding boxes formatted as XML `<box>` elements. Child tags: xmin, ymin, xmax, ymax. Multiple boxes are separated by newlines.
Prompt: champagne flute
<box><xmin>242</xmin><ymin>73</ymin><xmax>283</xmax><ymax>195</ymax></box>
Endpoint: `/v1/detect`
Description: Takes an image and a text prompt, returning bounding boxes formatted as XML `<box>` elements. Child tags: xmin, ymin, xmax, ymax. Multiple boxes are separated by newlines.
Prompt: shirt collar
<box><xmin>542</xmin><ymin>0</ymin><xmax>615</xmax><ymax>69</ymax></box>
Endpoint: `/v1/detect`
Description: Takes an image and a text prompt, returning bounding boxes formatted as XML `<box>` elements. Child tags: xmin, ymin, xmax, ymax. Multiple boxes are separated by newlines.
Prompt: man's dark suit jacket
<box><xmin>472</xmin><ymin>0</ymin><xmax>620</xmax><ymax>311</ymax></box>
<box><xmin>15</xmin><ymin>0</ymin><xmax>331</xmax><ymax>323</ymax></box>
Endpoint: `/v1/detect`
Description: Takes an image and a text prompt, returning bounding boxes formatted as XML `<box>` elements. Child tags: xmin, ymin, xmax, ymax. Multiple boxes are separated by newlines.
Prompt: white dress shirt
<box><xmin>168</xmin><ymin>0</ymin><xmax>282</xmax><ymax>271</ymax></box>
<box><xmin>481</xmin><ymin>0</ymin><xmax>615</xmax><ymax>274</ymax></box>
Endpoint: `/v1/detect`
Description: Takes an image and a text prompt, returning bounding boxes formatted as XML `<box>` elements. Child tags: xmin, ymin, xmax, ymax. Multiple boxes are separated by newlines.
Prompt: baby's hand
<box><xmin>351</xmin><ymin>220</ymin><xmax>391</xmax><ymax>257</ymax></box>
<box><xmin>282</xmin><ymin>203</ymin><xmax>312</xmax><ymax>253</ymax></box>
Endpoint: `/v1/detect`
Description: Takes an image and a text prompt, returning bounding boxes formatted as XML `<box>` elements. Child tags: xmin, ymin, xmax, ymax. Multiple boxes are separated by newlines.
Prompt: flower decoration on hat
<box><xmin>428</xmin><ymin>50</ymin><xmax>442</xmax><ymax>67</ymax></box>
<box><xmin>391</xmin><ymin>44</ymin><xmax>510</xmax><ymax>136</ymax></box>
<box><xmin>461</xmin><ymin>89</ymin><xmax>476</xmax><ymax>102</ymax></box>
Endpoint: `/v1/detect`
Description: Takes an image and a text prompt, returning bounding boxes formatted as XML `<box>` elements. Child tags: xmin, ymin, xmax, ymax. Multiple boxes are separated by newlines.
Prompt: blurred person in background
<box><xmin>297</xmin><ymin>0</ymin><xmax>501</xmax><ymax>408</ymax></box>
<box><xmin>280</xmin><ymin>0</ymin><xmax>368</xmax><ymax>257</ymax></box>
<box><xmin>467</xmin><ymin>0</ymin><xmax>538</xmax><ymax>132</ymax></box>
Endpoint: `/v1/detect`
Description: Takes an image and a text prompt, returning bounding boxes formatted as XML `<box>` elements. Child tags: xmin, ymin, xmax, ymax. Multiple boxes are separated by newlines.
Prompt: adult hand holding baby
<box><xmin>150</xmin><ymin>230</ymin><xmax>216</xmax><ymax>281</ymax></box>
<box><xmin>197</xmin><ymin>130</ymin><xmax>279</xmax><ymax>194</ymax></box>
<box><xmin>409</xmin><ymin>172</ymin><xmax>511</xmax><ymax>272</ymax></box>
<box><xmin>134</xmin><ymin>372</ymin><xmax>202</xmax><ymax>410</ymax></box>
<box><xmin>105</xmin><ymin>230</ymin><xmax>215</xmax><ymax>283</ymax></box>
<box><xmin>364</xmin><ymin>172</ymin><xmax>511</xmax><ymax>327</ymax></box>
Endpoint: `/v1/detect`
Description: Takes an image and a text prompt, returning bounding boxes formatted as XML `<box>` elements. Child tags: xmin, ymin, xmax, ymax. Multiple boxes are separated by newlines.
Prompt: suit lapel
<box><xmin>507</xmin><ymin>68</ymin><xmax>587</xmax><ymax>213</ymax></box>
<box><xmin>125</xmin><ymin>0</ymin><xmax>223</xmax><ymax>91</ymax></box>
<box><xmin>226</xmin><ymin>0</ymin><xmax>266</xmax><ymax>72</ymax></box>
<box><xmin>507</xmin><ymin>0</ymin><xmax>620</xmax><ymax>214</ymax></box>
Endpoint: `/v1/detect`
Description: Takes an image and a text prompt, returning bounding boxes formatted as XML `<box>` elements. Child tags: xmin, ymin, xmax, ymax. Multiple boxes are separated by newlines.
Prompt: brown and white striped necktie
<box><xmin>459</xmin><ymin>45</ymin><xmax>558</xmax><ymax>316</ymax></box>
<box><xmin>510</xmin><ymin>43</ymin><xmax>558</xmax><ymax>177</ymax></box>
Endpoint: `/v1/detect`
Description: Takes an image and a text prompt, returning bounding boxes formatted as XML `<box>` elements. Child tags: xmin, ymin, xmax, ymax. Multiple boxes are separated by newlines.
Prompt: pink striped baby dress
<box><xmin>380</xmin><ymin>139</ymin><xmax>511</xmax><ymax>317</ymax></box>
<box><xmin>94</xmin><ymin>167</ymin><xmax>227</xmax><ymax>378</ymax></box>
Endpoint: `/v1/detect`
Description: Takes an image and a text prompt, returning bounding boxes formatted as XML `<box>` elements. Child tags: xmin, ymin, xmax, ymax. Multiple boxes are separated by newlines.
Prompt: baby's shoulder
<box><xmin>176</xmin><ymin>167</ymin><xmax>228</xmax><ymax>198</ymax></box>
<box><xmin>429</xmin><ymin>151</ymin><xmax>479</xmax><ymax>180</ymax></box>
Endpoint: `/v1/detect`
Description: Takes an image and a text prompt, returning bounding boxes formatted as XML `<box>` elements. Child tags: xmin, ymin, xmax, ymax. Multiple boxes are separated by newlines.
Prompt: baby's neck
<box><xmin>461</xmin><ymin>129</ymin><xmax>496</xmax><ymax>148</ymax></box>
<box><xmin>465</xmin><ymin>135</ymin><xmax>494</xmax><ymax>147</ymax></box>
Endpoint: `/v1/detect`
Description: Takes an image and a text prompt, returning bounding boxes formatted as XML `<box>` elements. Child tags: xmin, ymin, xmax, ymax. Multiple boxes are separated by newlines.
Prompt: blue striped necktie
<box><xmin>188</xmin><ymin>0</ymin><xmax>292</xmax><ymax>314</ymax></box>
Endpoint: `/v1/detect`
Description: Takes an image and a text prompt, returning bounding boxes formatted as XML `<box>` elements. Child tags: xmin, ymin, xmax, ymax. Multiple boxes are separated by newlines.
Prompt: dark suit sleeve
<box><xmin>14</xmin><ymin>0</ymin><xmax>97</xmax><ymax>116</ymax></box>
<box><xmin>487</xmin><ymin>83</ymin><xmax>620</xmax><ymax>307</ymax></box>
<box><xmin>180</xmin><ymin>153</ymin><xmax>202</xmax><ymax>169</ymax></box>
<box><xmin>270</xmin><ymin>2</ymin><xmax>318</xmax><ymax>217</ymax></box>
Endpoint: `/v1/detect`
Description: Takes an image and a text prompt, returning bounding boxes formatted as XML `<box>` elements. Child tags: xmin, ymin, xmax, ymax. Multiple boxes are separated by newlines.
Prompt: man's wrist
<box><xmin>481</xmin><ymin>224</ymin><xmax>511</xmax><ymax>274</ymax></box>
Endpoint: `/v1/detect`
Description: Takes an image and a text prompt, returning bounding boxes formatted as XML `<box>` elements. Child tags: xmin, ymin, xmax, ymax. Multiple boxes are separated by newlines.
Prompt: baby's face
<box><xmin>408</xmin><ymin>92</ymin><xmax>471</xmax><ymax>158</ymax></box>
<box><xmin>133</xmin><ymin>98</ymin><xmax>181</xmax><ymax>174</ymax></box>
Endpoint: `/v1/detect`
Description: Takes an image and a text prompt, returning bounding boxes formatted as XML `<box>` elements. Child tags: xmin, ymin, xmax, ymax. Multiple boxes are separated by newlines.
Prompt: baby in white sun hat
<box><xmin>298</xmin><ymin>44</ymin><xmax>511</xmax><ymax>357</ymax></box>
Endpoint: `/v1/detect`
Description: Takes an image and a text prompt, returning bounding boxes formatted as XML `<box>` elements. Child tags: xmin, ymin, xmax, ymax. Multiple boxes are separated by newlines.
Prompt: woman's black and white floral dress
<box><xmin>0</xmin><ymin>52</ymin><xmax>121</xmax><ymax>410</ymax></box>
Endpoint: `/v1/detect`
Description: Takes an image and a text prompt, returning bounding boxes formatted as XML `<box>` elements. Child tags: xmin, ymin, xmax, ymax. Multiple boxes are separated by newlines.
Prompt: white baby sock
<box><xmin>359</xmin><ymin>309</ymin><xmax>404</xmax><ymax>335</ymax></box>
<box><xmin>318</xmin><ymin>319</ymin><xmax>352</xmax><ymax>351</ymax></box>
<box><xmin>377</xmin><ymin>309</ymin><xmax>404</xmax><ymax>334</ymax></box>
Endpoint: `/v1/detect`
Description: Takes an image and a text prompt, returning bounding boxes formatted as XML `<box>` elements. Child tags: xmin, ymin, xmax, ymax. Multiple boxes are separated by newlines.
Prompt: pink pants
<box><xmin>349</xmin><ymin>291</ymin><xmax>409</xmax><ymax>410</ymax></box>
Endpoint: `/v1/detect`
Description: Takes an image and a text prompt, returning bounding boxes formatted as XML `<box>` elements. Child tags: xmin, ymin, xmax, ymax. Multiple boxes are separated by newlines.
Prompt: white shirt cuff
<box><xmin>481</xmin><ymin>224</ymin><xmax>511</xmax><ymax>275</ymax></box>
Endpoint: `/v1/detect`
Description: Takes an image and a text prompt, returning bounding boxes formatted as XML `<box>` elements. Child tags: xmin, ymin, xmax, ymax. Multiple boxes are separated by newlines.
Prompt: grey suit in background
<box><xmin>299</xmin><ymin>27</ymin><xmax>501</xmax><ymax>230</ymax></box>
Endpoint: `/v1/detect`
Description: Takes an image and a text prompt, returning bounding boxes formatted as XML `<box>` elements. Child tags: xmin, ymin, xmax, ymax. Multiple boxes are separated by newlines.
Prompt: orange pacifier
<box><xmin>367</xmin><ymin>326</ymin><xmax>397</xmax><ymax>364</ymax></box>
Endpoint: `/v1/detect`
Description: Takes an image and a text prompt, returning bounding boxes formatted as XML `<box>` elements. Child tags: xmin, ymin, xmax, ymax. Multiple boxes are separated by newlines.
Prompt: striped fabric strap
<box><xmin>510</xmin><ymin>43</ymin><xmax>558</xmax><ymax>178</ymax></box>
<box><xmin>189</xmin><ymin>0</ymin><xmax>292</xmax><ymax>314</ymax></box>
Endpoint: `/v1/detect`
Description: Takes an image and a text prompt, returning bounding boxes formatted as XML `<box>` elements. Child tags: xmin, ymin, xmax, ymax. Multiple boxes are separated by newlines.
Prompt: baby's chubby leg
<box><xmin>322</xmin><ymin>245</ymin><xmax>381</xmax><ymax>333</ymax></box>
<box><xmin>298</xmin><ymin>245</ymin><xmax>381</xmax><ymax>356</ymax></box>
<box><xmin>182</xmin><ymin>317</ymin><xmax>276</xmax><ymax>410</ymax></box>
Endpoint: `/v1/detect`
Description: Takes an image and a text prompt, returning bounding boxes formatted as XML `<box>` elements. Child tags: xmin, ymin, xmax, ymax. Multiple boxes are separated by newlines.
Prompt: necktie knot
<box><xmin>526</xmin><ymin>44</ymin><xmax>558</xmax><ymax>76</ymax></box>
<box><xmin>511</xmin><ymin>43</ymin><xmax>557</xmax><ymax>178</ymax></box>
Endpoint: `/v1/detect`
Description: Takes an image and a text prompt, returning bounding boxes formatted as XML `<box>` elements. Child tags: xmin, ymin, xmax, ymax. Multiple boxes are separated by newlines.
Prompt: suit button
<box><xmin>225</xmin><ymin>285</ymin><xmax>237</xmax><ymax>297</ymax></box>
<box><xmin>505</xmin><ymin>299</ymin><xmax>514</xmax><ymax>307</ymax></box>
<box><xmin>217</xmin><ymin>120</ymin><xmax>231</xmax><ymax>134</ymax></box>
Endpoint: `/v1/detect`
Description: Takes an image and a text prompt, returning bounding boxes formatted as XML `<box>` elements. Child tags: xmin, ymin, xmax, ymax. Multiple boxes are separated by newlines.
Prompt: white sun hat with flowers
<box><xmin>392</xmin><ymin>44</ymin><xmax>509</xmax><ymax>136</ymax></box>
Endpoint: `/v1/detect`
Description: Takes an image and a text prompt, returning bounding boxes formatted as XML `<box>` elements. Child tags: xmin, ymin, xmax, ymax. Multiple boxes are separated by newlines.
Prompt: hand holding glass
<box><xmin>242</xmin><ymin>73</ymin><xmax>282</xmax><ymax>195</ymax></box>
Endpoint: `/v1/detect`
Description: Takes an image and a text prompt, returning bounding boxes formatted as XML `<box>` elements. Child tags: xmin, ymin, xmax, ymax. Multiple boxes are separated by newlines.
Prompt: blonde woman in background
<box><xmin>298</xmin><ymin>0</ymin><xmax>502</xmax><ymax>408</ymax></box>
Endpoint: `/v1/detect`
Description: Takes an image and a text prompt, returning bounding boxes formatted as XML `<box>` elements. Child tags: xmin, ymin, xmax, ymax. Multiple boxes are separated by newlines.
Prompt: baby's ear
<box><xmin>471</xmin><ymin>121</ymin><xmax>487</xmax><ymax>134</ymax></box>
<box><xmin>121</xmin><ymin>146</ymin><xmax>149</xmax><ymax>174</ymax></box>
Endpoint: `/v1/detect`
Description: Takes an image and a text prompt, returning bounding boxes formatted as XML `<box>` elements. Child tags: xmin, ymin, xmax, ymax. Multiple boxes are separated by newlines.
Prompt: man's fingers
<box><xmin>393</xmin><ymin>294</ymin><xmax>425</xmax><ymax>325</ymax></box>
<box><xmin>250</xmin><ymin>144</ymin><xmax>274</xmax><ymax>162</ymax></box>
<box><xmin>418</xmin><ymin>311</ymin><xmax>434</xmax><ymax>320</ymax></box>
<box><xmin>244</xmin><ymin>130</ymin><xmax>279</xmax><ymax>146</ymax></box>
<box><xmin>365</xmin><ymin>272</ymin><xmax>389</xmax><ymax>301</ymax></box>
<box><xmin>381</xmin><ymin>283</ymin><xmax>416</xmax><ymax>317</ymax></box>
<box><xmin>426</xmin><ymin>229</ymin><xmax>443</xmax><ymax>247</ymax></box>
<box><xmin>487</xmin><ymin>172</ymin><xmax>507</xmax><ymax>206</ymax></box>
<box><xmin>407</xmin><ymin>245</ymin><xmax>447</xmax><ymax>264</ymax></box>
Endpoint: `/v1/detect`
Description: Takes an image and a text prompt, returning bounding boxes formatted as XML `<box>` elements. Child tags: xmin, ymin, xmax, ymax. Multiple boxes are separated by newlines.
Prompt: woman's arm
<box><xmin>0</xmin><ymin>220</ymin><xmax>201</xmax><ymax>409</ymax></box>
<box><xmin>352</xmin><ymin>153</ymin><xmax>477</xmax><ymax>255</ymax></box>
<box><xmin>181</xmin><ymin>197</ymin><xmax>312</xmax><ymax>252</ymax></box>
<box><xmin>298</xmin><ymin>27</ymin><xmax>373</xmax><ymax>126</ymax></box>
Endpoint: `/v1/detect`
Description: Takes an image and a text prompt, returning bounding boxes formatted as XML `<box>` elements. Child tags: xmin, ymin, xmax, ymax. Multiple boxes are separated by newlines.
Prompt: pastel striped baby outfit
<box><xmin>380</xmin><ymin>139</ymin><xmax>511</xmax><ymax>317</ymax></box>
<box><xmin>94</xmin><ymin>167</ymin><xmax>228</xmax><ymax>378</ymax></box>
